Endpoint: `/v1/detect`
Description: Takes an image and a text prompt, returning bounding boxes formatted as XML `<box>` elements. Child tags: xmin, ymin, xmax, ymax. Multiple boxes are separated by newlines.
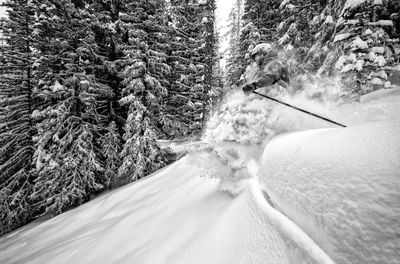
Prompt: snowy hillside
<box><xmin>261</xmin><ymin>120</ymin><xmax>400</xmax><ymax>264</ymax></box>
<box><xmin>0</xmin><ymin>148</ymin><xmax>335</xmax><ymax>264</ymax></box>
<box><xmin>0</xmin><ymin>87</ymin><xmax>399</xmax><ymax>264</ymax></box>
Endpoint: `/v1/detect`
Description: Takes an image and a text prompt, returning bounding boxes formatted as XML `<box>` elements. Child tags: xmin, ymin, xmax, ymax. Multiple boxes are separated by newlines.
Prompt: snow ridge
<box><xmin>249</xmin><ymin>180</ymin><xmax>335</xmax><ymax>264</ymax></box>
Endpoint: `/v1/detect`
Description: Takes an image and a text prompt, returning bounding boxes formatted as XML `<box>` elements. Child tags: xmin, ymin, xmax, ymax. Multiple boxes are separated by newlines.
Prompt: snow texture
<box><xmin>198</xmin><ymin>0</ymin><xmax>208</xmax><ymax>5</ymax></box>
<box><xmin>343</xmin><ymin>0</ymin><xmax>367</xmax><ymax>11</ymax></box>
<box><xmin>335</xmin><ymin>55</ymin><xmax>347</xmax><ymax>69</ymax></box>
<box><xmin>285</xmin><ymin>4</ymin><xmax>295</xmax><ymax>10</ymax></box>
<box><xmin>324</xmin><ymin>16</ymin><xmax>334</xmax><ymax>24</ymax></box>
<box><xmin>370</xmin><ymin>77</ymin><xmax>383</xmax><ymax>85</ymax></box>
<box><xmin>278</xmin><ymin>33</ymin><xmax>290</xmax><ymax>45</ymax></box>
<box><xmin>251</xmin><ymin>43</ymin><xmax>272</xmax><ymax>55</ymax></box>
<box><xmin>50</xmin><ymin>80</ymin><xmax>64</xmax><ymax>92</ymax></box>
<box><xmin>363</xmin><ymin>28</ymin><xmax>373</xmax><ymax>36</ymax></box>
<box><xmin>351</xmin><ymin>37</ymin><xmax>368</xmax><ymax>50</ymax></box>
<box><xmin>369</xmin><ymin>20</ymin><xmax>394</xmax><ymax>27</ymax></box>
<box><xmin>366</xmin><ymin>51</ymin><xmax>377</xmax><ymax>61</ymax></box>
<box><xmin>340</xmin><ymin>63</ymin><xmax>355</xmax><ymax>72</ymax></box>
<box><xmin>333</xmin><ymin>33</ymin><xmax>352</xmax><ymax>43</ymax></box>
<box><xmin>371</xmin><ymin>46</ymin><xmax>385</xmax><ymax>54</ymax></box>
<box><xmin>260</xmin><ymin>120</ymin><xmax>400</xmax><ymax>264</ymax></box>
<box><xmin>374</xmin><ymin>55</ymin><xmax>387</xmax><ymax>66</ymax></box>
<box><xmin>279</xmin><ymin>0</ymin><xmax>290</xmax><ymax>9</ymax></box>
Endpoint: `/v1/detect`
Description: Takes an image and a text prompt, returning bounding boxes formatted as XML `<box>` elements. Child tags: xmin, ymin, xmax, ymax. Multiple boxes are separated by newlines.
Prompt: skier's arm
<box><xmin>254</xmin><ymin>74</ymin><xmax>278</xmax><ymax>87</ymax></box>
<box><xmin>242</xmin><ymin>61</ymin><xmax>290</xmax><ymax>95</ymax></box>
<box><xmin>254</xmin><ymin>62</ymin><xmax>289</xmax><ymax>88</ymax></box>
<box><xmin>242</xmin><ymin>72</ymin><xmax>279</xmax><ymax>95</ymax></box>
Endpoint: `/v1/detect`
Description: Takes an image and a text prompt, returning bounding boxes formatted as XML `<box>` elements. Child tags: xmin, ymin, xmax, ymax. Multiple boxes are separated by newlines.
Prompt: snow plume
<box><xmin>202</xmin><ymin>75</ymin><xmax>346</xmax><ymax>145</ymax></box>
<box><xmin>202</xmin><ymin>90</ymin><xmax>277</xmax><ymax>145</ymax></box>
<box><xmin>211</xmin><ymin>144</ymin><xmax>263</xmax><ymax>195</ymax></box>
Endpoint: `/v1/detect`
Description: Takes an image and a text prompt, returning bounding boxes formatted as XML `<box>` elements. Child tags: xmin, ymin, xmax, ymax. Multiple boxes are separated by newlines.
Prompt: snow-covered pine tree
<box><xmin>157</xmin><ymin>0</ymin><xmax>222</xmax><ymax>137</ymax></box>
<box><xmin>89</xmin><ymin>0</ymin><xmax>125</xmax><ymax>133</ymax></box>
<box><xmin>86</xmin><ymin>1</ymin><xmax>126</xmax><ymax>187</ymax></box>
<box><xmin>0</xmin><ymin>0</ymin><xmax>36</xmax><ymax>235</ymax></box>
<box><xmin>267</xmin><ymin>0</ymin><xmax>327</xmax><ymax>89</ymax></box>
<box><xmin>100</xmin><ymin>121</ymin><xmax>122</xmax><ymax>188</ymax></box>
<box><xmin>30</xmin><ymin>0</ymin><xmax>110</xmax><ymax>215</ymax></box>
<box><xmin>118</xmin><ymin>0</ymin><xmax>172</xmax><ymax>182</ymax></box>
<box><xmin>302</xmin><ymin>1</ymin><xmax>337</xmax><ymax>73</ymax></box>
<box><xmin>319</xmin><ymin>0</ymin><xmax>400</xmax><ymax>97</ymax></box>
<box><xmin>163</xmin><ymin>0</ymin><xmax>208</xmax><ymax>137</ymax></box>
<box><xmin>276</xmin><ymin>1</ymin><xmax>324</xmax><ymax>51</ymax></box>
<box><xmin>202</xmin><ymin>0</ymin><xmax>223</xmax><ymax>120</ymax></box>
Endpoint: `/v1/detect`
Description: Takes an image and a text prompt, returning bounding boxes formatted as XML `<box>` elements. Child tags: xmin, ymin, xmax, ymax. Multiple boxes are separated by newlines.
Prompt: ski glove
<box><xmin>242</xmin><ymin>82</ymin><xmax>257</xmax><ymax>96</ymax></box>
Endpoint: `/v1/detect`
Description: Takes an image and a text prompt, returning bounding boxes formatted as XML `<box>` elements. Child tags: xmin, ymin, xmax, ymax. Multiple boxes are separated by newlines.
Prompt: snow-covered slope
<box><xmin>260</xmin><ymin>120</ymin><xmax>400</xmax><ymax>264</ymax></box>
<box><xmin>1</xmin><ymin>87</ymin><xmax>399</xmax><ymax>264</ymax></box>
<box><xmin>0</xmin><ymin>149</ymin><xmax>332</xmax><ymax>264</ymax></box>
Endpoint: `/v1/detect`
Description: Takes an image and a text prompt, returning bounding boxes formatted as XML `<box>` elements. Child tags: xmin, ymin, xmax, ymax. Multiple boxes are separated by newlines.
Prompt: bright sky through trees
<box><xmin>216</xmin><ymin>0</ymin><xmax>234</xmax><ymax>67</ymax></box>
<box><xmin>0</xmin><ymin>0</ymin><xmax>5</xmax><ymax>17</ymax></box>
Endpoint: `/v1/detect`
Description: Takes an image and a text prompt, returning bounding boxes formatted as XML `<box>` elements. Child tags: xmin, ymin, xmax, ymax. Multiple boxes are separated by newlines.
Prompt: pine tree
<box><xmin>100</xmin><ymin>121</ymin><xmax>122</xmax><ymax>188</ymax></box>
<box><xmin>118</xmin><ymin>0</ymin><xmax>172</xmax><ymax>182</ymax></box>
<box><xmin>202</xmin><ymin>0</ymin><xmax>220</xmax><ymax>122</ymax></box>
<box><xmin>318</xmin><ymin>0</ymin><xmax>400</xmax><ymax>98</ymax></box>
<box><xmin>162</xmin><ymin>1</ymin><xmax>205</xmax><ymax>137</ymax></box>
<box><xmin>0</xmin><ymin>0</ymin><xmax>36</xmax><ymax>235</ymax></box>
<box><xmin>30</xmin><ymin>0</ymin><xmax>110</xmax><ymax>215</ymax></box>
<box><xmin>89</xmin><ymin>0</ymin><xmax>126</xmax><ymax>133</ymax></box>
<box><xmin>86</xmin><ymin>1</ymin><xmax>126</xmax><ymax>187</ymax></box>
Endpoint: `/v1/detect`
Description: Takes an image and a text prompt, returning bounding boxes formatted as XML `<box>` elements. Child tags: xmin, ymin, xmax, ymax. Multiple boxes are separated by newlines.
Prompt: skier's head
<box><xmin>251</xmin><ymin>43</ymin><xmax>278</xmax><ymax>65</ymax></box>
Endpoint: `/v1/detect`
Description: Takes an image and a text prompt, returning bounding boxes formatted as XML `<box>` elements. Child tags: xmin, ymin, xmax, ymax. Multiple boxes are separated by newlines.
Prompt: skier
<box><xmin>242</xmin><ymin>43</ymin><xmax>290</xmax><ymax>96</ymax></box>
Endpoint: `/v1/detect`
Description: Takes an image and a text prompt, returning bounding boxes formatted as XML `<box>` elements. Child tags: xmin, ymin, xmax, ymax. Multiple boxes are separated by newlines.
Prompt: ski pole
<box><xmin>252</xmin><ymin>91</ymin><xmax>347</xmax><ymax>128</ymax></box>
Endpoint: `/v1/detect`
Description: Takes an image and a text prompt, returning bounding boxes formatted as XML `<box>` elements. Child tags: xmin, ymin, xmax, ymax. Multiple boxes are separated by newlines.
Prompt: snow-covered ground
<box><xmin>0</xmin><ymin>86</ymin><xmax>399</xmax><ymax>263</ymax></box>
<box><xmin>0</xmin><ymin>148</ymin><xmax>333</xmax><ymax>264</ymax></box>
<box><xmin>260</xmin><ymin>120</ymin><xmax>400</xmax><ymax>264</ymax></box>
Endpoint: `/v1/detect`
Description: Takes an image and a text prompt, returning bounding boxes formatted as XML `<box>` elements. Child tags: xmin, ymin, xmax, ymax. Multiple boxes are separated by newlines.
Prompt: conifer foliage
<box><xmin>165</xmin><ymin>0</ymin><xmax>209</xmax><ymax>137</ymax></box>
<box><xmin>166</xmin><ymin>0</ymin><xmax>222</xmax><ymax>137</ymax></box>
<box><xmin>30</xmin><ymin>0</ymin><xmax>110</xmax><ymax>215</ymax></box>
<box><xmin>117</xmin><ymin>0</ymin><xmax>172</xmax><ymax>182</ymax></box>
<box><xmin>100</xmin><ymin>121</ymin><xmax>121</xmax><ymax>188</ymax></box>
<box><xmin>321</xmin><ymin>0</ymin><xmax>400</xmax><ymax>96</ymax></box>
<box><xmin>0</xmin><ymin>0</ymin><xmax>36</xmax><ymax>234</ymax></box>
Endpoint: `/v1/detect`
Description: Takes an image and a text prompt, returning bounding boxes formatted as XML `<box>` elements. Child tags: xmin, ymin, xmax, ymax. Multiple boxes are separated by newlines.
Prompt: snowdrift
<box><xmin>0</xmin><ymin>149</ymin><xmax>332</xmax><ymax>264</ymax></box>
<box><xmin>260</xmin><ymin>120</ymin><xmax>400</xmax><ymax>264</ymax></box>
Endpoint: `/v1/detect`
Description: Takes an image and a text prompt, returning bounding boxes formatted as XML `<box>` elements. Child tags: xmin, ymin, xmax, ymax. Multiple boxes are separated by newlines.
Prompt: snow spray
<box><xmin>202</xmin><ymin>74</ymin><xmax>347</xmax><ymax>145</ymax></box>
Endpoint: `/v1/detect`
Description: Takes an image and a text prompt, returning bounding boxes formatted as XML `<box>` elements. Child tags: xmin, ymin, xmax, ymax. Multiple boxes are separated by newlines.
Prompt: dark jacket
<box><xmin>255</xmin><ymin>58</ymin><xmax>289</xmax><ymax>88</ymax></box>
<box><xmin>244</xmin><ymin>52</ymin><xmax>290</xmax><ymax>89</ymax></box>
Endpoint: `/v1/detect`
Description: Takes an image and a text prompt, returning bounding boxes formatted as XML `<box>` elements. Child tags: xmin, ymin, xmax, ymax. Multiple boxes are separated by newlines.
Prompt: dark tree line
<box><xmin>0</xmin><ymin>0</ymin><xmax>222</xmax><ymax>235</ymax></box>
